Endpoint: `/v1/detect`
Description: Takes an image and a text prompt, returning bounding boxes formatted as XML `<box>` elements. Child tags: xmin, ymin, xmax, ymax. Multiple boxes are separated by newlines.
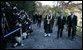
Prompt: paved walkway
<box><xmin>6</xmin><ymin>21</ymin><xmax>82</xmax><ymax>49</ymax></box>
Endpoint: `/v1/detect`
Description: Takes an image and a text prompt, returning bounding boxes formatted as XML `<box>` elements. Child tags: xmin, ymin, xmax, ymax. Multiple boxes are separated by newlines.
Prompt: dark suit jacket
<box><xmin>38</xmin><ymin>15</ymin><xmax>42</xmax><ymax>23</ymax></box>
<box><xmin>57</xmin><ymin>16</ymin><xmax>66</xmax><ymax>28</ymax></box>
<box><xmin>67</xmin><ymin>15</ymin><xmax>77</xmax><ymax>27</ymax></box>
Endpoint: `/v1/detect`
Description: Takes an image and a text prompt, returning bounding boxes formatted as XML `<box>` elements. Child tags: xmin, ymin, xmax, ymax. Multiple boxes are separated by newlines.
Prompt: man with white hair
<box><xmin>67</xmin><ymin>11</ymin><xmax>77</xmax><ymax>41</ymax></box>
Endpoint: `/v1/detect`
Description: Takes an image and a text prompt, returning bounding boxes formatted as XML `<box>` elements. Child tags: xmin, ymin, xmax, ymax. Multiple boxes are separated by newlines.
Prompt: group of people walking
<box><xmin>34</xmin><ymin>11</ymin><xmax>77</xmax><ymax>41</ymax></box>
<box><xmin>56</xmin><ymin>11</ymin><xmax>77</xmax><ymax>41</ymax></box>
<box><xmin>1</xmin><ymin>1</ymin><xmax>77</xmax><ymax>48</ymax></box>
<box><xmin>45</xmin><ymin>11</ymin><xmax>77</xmax><ymax>41</ymax></box>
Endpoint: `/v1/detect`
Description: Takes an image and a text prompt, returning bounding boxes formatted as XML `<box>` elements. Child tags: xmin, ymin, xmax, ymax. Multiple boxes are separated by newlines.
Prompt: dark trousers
<box><xmin>1</xmin><ymin>38</ymin><xmax>7</xmax><ymax>49</ymax></box>
<box><xmin>37</xmin><ymin>21</ymin><xmax>41</xmax><ymax>28</ymax></box>
<box><xmin>68</xmin><ymin>26</ymin><xmax>76</xmax><ymax>39</ymax></box>
<box><xmin>57</xmin><ymin>26</ymin><xmax>64</xmax><ymax>38</ymax></box>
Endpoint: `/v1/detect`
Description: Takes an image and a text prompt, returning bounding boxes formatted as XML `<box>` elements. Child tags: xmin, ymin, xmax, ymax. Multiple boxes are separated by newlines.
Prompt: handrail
<box><xmin>4</xmin><ymin>28</ymin><xmax>22</xmax><ymax>38</ymax></box>
<box><xmin>76</xmin><ymin>26</ymin><xmax>82</xmax><ymax>28</ymax></box>
<box><xmin>76</xmin><ymin>26</ymin><xmax>82</xmax><ymax>38</ymax></box>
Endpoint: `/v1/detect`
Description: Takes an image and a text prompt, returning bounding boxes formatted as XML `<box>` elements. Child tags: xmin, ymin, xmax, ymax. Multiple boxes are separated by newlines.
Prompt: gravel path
<box><xmin>6</xmin><ymin>21</ymin><xmax>82</xmax><ymax>49</ymax></box>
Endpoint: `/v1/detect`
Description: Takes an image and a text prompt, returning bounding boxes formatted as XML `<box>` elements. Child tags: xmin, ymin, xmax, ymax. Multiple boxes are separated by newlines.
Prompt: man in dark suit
<box><xmin>56</xmin><ymin>13</ymin><xmax>66</xmax><ymax>39</ymax></box>
<box><xmin>35</xmin><ymin>13</ymin><xmax>39</xmax><ymax>26</ymax></box>
<box><xmin>67</xmin><ymin>11</ymin><xmax>77</xmax><ymax>40</ymax></box>
<box><xmin>37</xmin><ymin>13</ymin><xmax>42</xmax><ymax>28</ymax></box>
<box><xmin>33</xmin><ymin>13</ymin><xmax>36</xmax><ymax>24</ymax></box>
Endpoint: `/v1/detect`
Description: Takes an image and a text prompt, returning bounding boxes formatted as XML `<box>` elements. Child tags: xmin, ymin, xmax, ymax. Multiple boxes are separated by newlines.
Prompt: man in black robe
<box><xmin>44</xmin><ymin>13</ymin><xmax>54</xmax><ymax>37</ymax></box>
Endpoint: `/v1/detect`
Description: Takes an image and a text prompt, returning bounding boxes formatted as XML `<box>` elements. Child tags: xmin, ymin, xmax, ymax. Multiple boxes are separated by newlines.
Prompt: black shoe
<box><xmin>12</xmin><ymin>45</ymin><xmax>16</xmax><ymax>48</ymax></box>
<box><xmin>60</xmin><ymin>36</ymin><xmax>62</xmax><ymax>38</ymax></box>
<box><xmin>26</xmin><ymin>36</ymin><xmax>28</xmax><ymax>38</ymax></box>
<box><xmin>71</xmin><ymin>38</ymin><xmax>75</xmax><ymax>41</ymax></box>
<box><xmin>22</xmin><ymin>38</ymin><xmax>25</xmax><ymax>40</ymax></box>
<box><xmin>68</xmin><ymin>37</ymin><xmax>70</xmax><ymax>39</ymax></box>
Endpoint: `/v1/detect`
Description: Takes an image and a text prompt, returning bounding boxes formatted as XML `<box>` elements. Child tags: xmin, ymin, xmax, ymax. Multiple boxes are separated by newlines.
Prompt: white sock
<box><xmin>14</xmin><ymin>43</ymin><xmax>18</xmax><ymax>47</ymax></box>
<box><xmin>48</xmin><ymin>34</ymin><xmax>50</xmax><ymax>36</ymax></box>
<box><xmin>44</xmin><ymin>33</ymin><xmax>47</xmax><ymax>36</ymax></box>
<box><xmin>21</xmin><ymin>43</ymin><xmax>24</xmax><ymax>46</ymax></box>
<box><xmin>23</xmin><ymin>32</ymin><xmax>27</xmax><ymax>39</ymax></box>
